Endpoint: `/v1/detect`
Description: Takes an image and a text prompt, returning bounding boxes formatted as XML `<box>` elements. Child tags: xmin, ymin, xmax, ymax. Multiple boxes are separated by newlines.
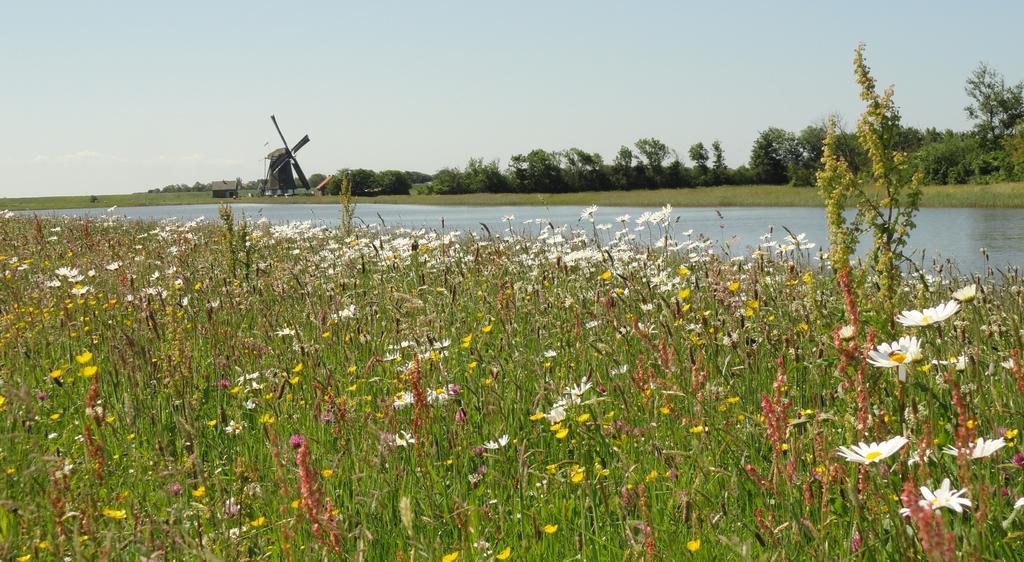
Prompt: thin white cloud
<box><xmin>32</xmin><ymin>150</ymin><xmax>122</xmax><ymax>164</ymax></box>
<box><xmin>31</xmin><ymin>151</ymin><xmax>241</xmax><ymax>166</ymax></box>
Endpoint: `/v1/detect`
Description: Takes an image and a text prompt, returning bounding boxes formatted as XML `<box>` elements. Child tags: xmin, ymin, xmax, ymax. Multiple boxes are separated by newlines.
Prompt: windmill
<box><xmin>263</xmin><ymin>115</ymin><xmax>310</xmax><ymax>196</ymax></box>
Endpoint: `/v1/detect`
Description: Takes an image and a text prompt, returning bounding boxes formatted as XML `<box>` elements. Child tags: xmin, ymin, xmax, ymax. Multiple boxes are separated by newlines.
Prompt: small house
<box><xmin>314</xmin><ymin>175</ymin><xmax>333</xmax><ymax>195</ymax></box>
<box><xmin>211</xmin><ymin>180</ymin><xmax>241</xmax><ymax>199</ymax></box>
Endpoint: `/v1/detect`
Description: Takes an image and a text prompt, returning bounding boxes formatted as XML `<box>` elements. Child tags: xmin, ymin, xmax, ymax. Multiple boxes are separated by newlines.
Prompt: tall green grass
<box><xmin>0</xmin><ymin>211</ymin><xmax>1022</xmax><ymax>560</ymax></box>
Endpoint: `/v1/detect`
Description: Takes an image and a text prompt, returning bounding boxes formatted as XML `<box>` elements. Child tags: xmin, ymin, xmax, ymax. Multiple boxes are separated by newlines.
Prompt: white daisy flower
<box><xmin>942</xmin><ymin>437</ymin><xmax>1006</xmax><ymax>459</ymax></box>
<box><xmin>836</xmin><ymin>436</ymin><xmax>908</xmax><ymax>464</ymax></box>
<box><xmin>895</xmin><ymin>300</ymin><xmax>961</xmax><ymax>327</ymax></box>
<box><xmin>867</xmin><ymin>336</ymin><xmax>923</xmax><ymax>382</ymax></box>
<box><xmin>392</xmin><ymin>391</ymin><xmax>414</xmax><ymax>410</ymax></box>
<box><xmin>838</xmin><ymin>325</ymin><xmax>856</xmax><ymax>341</ymax></box>
<box><xmin>482</xmin><ymin>435</ymin><xmax>510</xmax><ymax>450</ymax></box>
<box><xmin>899</xmin><ymin>478</ymin><xmax>971</xmax><ymax>516</ymax></box>
<box><xmin>544</xmin><ymin>405</ymin><xmax>566</xmax><ymax>424</ymax></box>
<box><xmin>394</xmin><ymin>430</ymin><xmax>415</xmax><ymax>447</ymax></box>
<box><xmin>952</xmin><ymin>284</ymin><xmax>977</xmax><ymax>302</ymax></box>
<box><xmin>932</xmin><ymin>355</ymin><xmax>967</xmax><ymax>371</ymax></box>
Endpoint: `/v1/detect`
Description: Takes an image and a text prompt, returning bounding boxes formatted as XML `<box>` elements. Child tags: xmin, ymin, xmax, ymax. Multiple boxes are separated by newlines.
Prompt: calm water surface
<box><xmin>27</xmin><ymin>203</ymin><xmax>1024</xmax><ymax>274</ymax></box>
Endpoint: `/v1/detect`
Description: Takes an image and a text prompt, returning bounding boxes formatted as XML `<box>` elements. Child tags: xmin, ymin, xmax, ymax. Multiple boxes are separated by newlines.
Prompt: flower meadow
<box><xmin>2</xmin><ymin>206</ymin><xmax>1024</xmax><ymax>561</ymax></box>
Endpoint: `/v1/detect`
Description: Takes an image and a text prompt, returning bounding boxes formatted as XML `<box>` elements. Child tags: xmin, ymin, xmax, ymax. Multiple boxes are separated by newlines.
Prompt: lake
<box><xmin>23</xmin><ymin>203</ymin><xmax>1024</xmax><ymax>274</ymax></box>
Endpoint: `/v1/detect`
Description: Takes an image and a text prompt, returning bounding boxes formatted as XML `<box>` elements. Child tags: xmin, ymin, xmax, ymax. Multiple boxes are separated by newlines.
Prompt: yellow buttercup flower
<box><xmin>496</xmin><ymin>546</ymin><xmax>511</xmax><ymax>560</ymax></box>
<box><xmin>75</xmin><ymin>351</ymin><xmax>93</xmax><ymax>365</ymax></box>
<box><xmin>192</xmin><ymin>485</ymin><xmax>206</xmax><ymax>498</ymax></box>
<box><xmin>542</xmin><ymin>524</ymin><xmax>558</xmax><ymax>534</ymax></box>
<box><xmin>102</xmin><ymin>508</ymin><xmax>126</xmax><ymax>519</ymax></box>
<box><xmin>687</xmin><ymin>539</ymin><xmax>701</xmax><ymax>552</ymax></box>
<box><xmin>442</xmin><ymin>551</ymin><xmax>460</xmax><ymax>562</ymax></box>
<box><xmin>80</xmin><ymin>365</ymin><xmax>98</xmax><ymax>378</ymax></box>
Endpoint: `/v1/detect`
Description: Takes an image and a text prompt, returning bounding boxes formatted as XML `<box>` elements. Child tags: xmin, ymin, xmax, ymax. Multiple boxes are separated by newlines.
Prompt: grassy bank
<box><xmin>1</xmin><ymin>210</ymin><xmax>1022</xmax><ymax>559</ymax></box>
<box><xmin>3</xmin><ymin>182</ymin><xmax>1024</xmax><ymax>211</ymax></box>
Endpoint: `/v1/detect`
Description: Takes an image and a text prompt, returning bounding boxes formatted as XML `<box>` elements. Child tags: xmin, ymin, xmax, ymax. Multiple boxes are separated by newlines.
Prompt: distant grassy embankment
<box><xmin>4</xmin><ymin>182</ymin><xmax>1024</xmax><ymax>210</ymax></box>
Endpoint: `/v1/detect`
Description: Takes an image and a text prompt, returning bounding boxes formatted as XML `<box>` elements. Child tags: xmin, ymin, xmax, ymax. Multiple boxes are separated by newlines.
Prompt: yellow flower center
<box><xmin>889</xmin><ymin>352</ymin><xmax>907</xmax><ymax>364</ymax></box>
<box><xmin>921</xmin><ymin>315</ymin><xmax>930</xmax><ymax>324</ymax></box>
<box><xmin>865</xmin><ymin>451</ymin><xmax>882</xmax><ymax>461</ymax></box>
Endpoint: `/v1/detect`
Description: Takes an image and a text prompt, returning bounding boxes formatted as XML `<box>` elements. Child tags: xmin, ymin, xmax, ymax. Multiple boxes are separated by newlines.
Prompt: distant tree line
<box><xmin>319</xmin><ymin>170</ymin><xmax>430</xmax><ymax>196</ymax></box>
<box><xmin>147</xmin><ymin>179</ymin><xmax>265</xmax><ymax>193</ymax></box>
<box><xmin>153</xmin><ymin>62</ymin><xmax>1023</xmax><ymax>195</ymax></box>
<box><xmin>421</xmin><ymin>138</ymin><xmax>752</xmax><ymax>195</ymax></box>
<box><xmin>148</xmin><ymin>171</ymin><xmax>432</xmax><ymax>196</ymax></box>
<box><xmin>414</xmin><ymin>61</ymin><xmax>1023</xmax><ymax>193</ymax></box>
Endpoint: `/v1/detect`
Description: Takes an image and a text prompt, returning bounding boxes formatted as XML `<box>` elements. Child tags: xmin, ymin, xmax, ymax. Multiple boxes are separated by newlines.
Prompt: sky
<box><xmin>1</xmin><ymin>1</ymin><xmax>1023</xmax><ymax>197</ymax></box>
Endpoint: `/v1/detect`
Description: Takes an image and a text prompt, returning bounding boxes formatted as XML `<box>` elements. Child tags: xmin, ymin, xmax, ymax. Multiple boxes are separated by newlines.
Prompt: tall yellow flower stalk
<box><xmin>817</xmin><ymin>44</ymin><xmax>925</xmax><ymax>322</ymax></box>
<box><xmin>853</xmin><ymin>44</ymin><xmax>924</xmax><ymax>315</ymax></box>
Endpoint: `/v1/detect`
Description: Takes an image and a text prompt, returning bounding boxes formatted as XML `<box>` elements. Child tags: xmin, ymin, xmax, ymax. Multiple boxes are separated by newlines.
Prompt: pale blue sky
<box><xmin>1</xmin><ymin>1</ymin><xmax>1022</xmax><ymax>196</ymax></box>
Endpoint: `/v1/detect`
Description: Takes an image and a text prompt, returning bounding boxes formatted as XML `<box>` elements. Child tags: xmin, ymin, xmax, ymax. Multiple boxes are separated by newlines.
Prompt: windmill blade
<box><xmin>291</xmin><ymin>134</ymin><xmax>310</xmax><ymax>154</ymax></box>
<box><xmin>292</xmin><ymin>159</ymin><xmax>310</xmax><ymax>189</ymax></box>
<box><xmin>270</xmin><ymin>114</ymin><xmax>291</xmax><ymax>152</ymax></box>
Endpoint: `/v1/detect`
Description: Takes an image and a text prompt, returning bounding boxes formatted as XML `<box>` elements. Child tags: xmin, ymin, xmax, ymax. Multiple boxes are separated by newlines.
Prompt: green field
<box><xmin>4</xmin><ymin>182</ymin><xmax>1024</xmax><ymax>211</ymax></box>
<box><xmin>1</xmin><ymin>207</ymin><xmax>1023</xmax><ymax>560</ymax></box>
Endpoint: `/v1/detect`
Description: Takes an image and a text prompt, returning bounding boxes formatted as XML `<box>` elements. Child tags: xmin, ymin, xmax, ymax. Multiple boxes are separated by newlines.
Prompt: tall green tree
<box><xmin>561</xmin><ymin>148</ymin><xmax>608</xmax><ymax>191</ymax></box>
<box><xmin>710</xmin><ymin>140</ymin><xmax>728</xmax><ymax>185</ymax></box>
<box><xmin>428</xmin><ymin>167</ymin><xmax>468</xmax><ymax>194</ymax></box>
<box><xmin>749</xmin><ymin>127</ymin><xmax>800</xmax><ymax>184</ymax></box>
<box><xmin>464</xmin><ymin>158</ymin><xmax>510</xmax><ymax>193</ymax></box>
<box><xmin>688</xmin><ymin>142</ymin><xmax>710</xmax><ymax>185</ymax></box>
<box><xmin>610</xmin><ymin>146</ymin><xmax>637</xmax><ymax>190</ymax></box>
<box><xmin>374</xmin><ymin>170</ymin><xmax>412</xmax><ymax>195</ymax></box>
<box><xmin>634</xmin><ymin>138</ymin><xmax>670</xmax><ymax>187</ymax></box>
<box><xmin>965</xmin><ymin>62</ymin><xmax>1024</xmax><ymax>148</ymax></box>
<box><xmin>335</xmin><ymin>168</ymin><xmax>378</xmax><ymax>196</ymax></box>
<box><xmin>509</xmin><ymin>149</ymin><xmax>567</xmax><ymax>193</ymax></box>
